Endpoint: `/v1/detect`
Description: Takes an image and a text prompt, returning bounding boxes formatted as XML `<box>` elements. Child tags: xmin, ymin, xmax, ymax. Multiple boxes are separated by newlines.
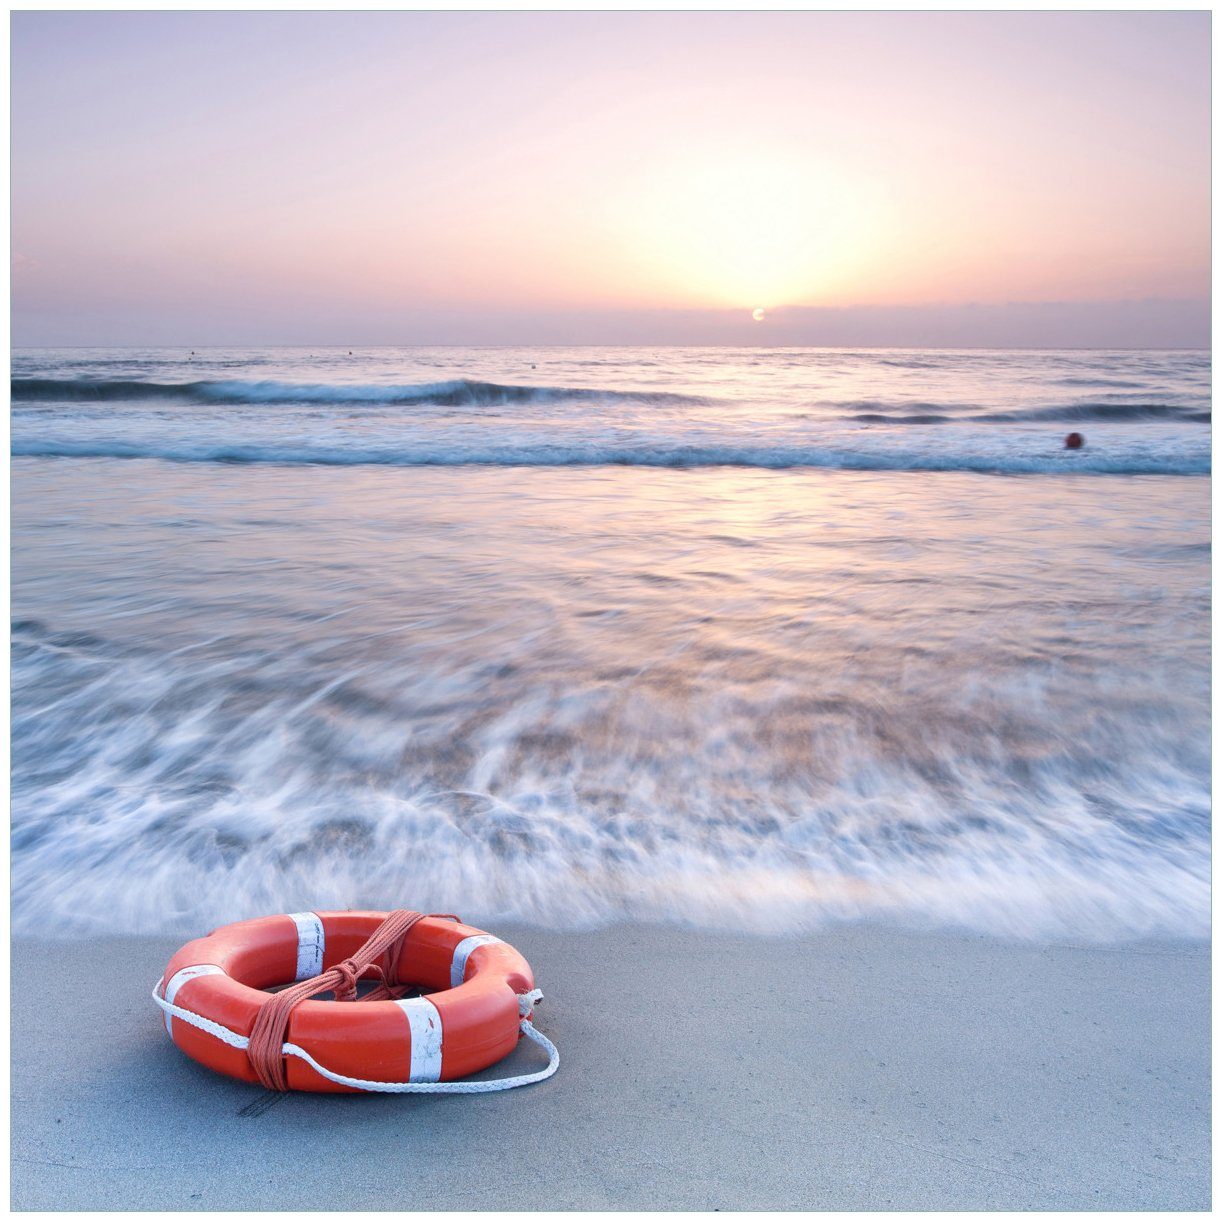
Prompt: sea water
<box><xmin>11</xmin><ymin>346</ymin><xmax>1211</xmax><ymax>938</ymax></box>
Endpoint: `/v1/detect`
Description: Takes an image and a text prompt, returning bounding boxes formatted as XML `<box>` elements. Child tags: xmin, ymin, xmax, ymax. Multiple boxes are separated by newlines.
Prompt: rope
<box><xmin>247</xmin><ymin>909</ymin><xmax>428</xmax><ymax>1089</ymax></box>
<box><xmin>151</xmin><ymin>985</ymin><xmax>560</xmax><ymax>1094</ymax></box>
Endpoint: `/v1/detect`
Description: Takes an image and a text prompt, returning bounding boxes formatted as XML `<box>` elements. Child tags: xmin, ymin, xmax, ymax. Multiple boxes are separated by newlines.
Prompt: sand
<box><xmin>10</xmin><ymin>924</ymin><xmax>1209</xmax><ymax>1210</ymax></box>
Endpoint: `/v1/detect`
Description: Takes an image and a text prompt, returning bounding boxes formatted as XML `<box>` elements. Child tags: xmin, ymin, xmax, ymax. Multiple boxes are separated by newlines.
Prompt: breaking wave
<box><xmin>11</xmin><ymin>376</ymin><xmax>704</xmax><ymax>408</ymax></box>
<box><xmin>10</xmin><ymin>614</ymin><xmax>1210</xmax><ymax>941</ymax></box>
<box><xmin>12</xmin><ymin>437</ymin><xmax>1210</xmax><ymax>475</ymax></box>
<box><xmin>850</xmin><ymin>403</ymin><xmax>1210</xmax><ymax>425</ymax></box>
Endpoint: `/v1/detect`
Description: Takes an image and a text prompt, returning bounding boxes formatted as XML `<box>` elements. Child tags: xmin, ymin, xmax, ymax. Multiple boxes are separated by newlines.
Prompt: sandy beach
<box><xmin>11</xmin><ymin>924</ymin><xmax>1209</xmax><ymax>1211</ymax></box>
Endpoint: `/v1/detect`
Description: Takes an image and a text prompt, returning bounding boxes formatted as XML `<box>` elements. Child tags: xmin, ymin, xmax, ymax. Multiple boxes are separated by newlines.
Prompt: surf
<box><xmin>11</xmin><ymin>376</ymin><xmax>706</xmax><ymax>408</ymax></box>
<box><xmin>11</xmin><ymin>437</ymin><xmax>1211</xmax><ymax>475</ymax></box>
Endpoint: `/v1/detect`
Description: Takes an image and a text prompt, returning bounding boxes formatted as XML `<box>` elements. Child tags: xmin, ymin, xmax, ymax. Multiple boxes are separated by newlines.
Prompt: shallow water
<box><xmin>10</xmin><ymin>347</ymin><xmax>1211</xmax><ymax>938</ymax></box>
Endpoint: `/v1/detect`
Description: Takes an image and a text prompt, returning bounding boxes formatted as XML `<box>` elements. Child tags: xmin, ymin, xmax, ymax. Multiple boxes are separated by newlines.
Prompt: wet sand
<box><xmin>11</xmin><ymin>924</ymin><xmax>1209</xmax><ymax>1210</ymax></box>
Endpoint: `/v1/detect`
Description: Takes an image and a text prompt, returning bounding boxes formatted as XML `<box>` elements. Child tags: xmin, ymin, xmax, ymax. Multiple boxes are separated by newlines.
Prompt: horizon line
<box><xmin>11</xmin><ymin>342</ymin><xmax>1211</xmax><ymax>353</ymax></box>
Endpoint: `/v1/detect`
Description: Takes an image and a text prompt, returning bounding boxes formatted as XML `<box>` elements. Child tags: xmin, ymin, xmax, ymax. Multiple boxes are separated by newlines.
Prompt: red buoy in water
<box><xmin>1065</xmin><ymin>432</ymin><xmax>1084</xmax><ymax>450</ymax></box>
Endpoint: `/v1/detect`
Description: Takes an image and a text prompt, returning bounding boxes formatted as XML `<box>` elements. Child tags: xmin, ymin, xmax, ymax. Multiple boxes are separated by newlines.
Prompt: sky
<box><xmin>10</xmin><ymin>11</ymin><xmax>1211</xmax><ymax>347</ymax></box>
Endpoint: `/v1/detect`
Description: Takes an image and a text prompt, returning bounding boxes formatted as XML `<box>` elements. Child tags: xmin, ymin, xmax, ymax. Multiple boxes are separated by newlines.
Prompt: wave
<box><xmin>850</xmin><ymin>403</ymin><xmax>1210</xmax><ymax>425</ymax></box>
<box><xmin>1054</xmin><ymin>376</ymin><xmax>1148</xmax><ymax>388</ymax></box>
<box><xmin>981</xmin><ymin>403</ymin><xmax>1211</xmax><ymax>424</ymax></box>
<box><xmin>11</xmin><ymin>616</ymin><xmax>1210</xmax><ymax>941</ymax></box>
<box><xmin>851</xmin><ymin>413</ymin><xmax>953</xmax><ymax>425</ymax></box>
<box><xmin>12</xmin><ymin>437</ymin><xmax>1210</xmax><ymax>475</ymax></box>
<box><xmin>11</xmin><ymin>376</ymin><xmax>705</xmax><ymax>408</ymax></box>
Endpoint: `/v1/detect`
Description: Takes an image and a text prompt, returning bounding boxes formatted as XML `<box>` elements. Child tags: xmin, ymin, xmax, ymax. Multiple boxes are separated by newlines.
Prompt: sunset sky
<box><xmin>11</xmin><ymin>11</ymin><xmax>1210</xmax><ymax>347</ymax></box>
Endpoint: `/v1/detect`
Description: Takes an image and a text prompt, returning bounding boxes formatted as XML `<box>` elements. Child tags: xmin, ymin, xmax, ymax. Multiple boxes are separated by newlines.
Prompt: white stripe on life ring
<box><xmin>450</xmin><ymin>934</ymin><xmax>502</xmax><ymax>987</ymax></box>
<box><xmin>162</xmin><ymin>964</ymin><xmax>225</xmax><ymax>1038</ymax></box>
<box><xmin>395</xmin><ymin>997</ymin><xmax>444</xmax><ymax>1082</ymax></box>
<box><xmin>288</xmin><ymin>911</ymin><xmax>325</xmax><ymax>980</ymax></box>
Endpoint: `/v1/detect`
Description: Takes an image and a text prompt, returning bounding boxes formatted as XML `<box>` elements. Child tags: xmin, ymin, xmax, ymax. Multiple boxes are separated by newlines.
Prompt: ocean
<box><xmin>10</xmin><ymin>346</ymin><xmax>1211</xmax><ymax>939</ymax></box>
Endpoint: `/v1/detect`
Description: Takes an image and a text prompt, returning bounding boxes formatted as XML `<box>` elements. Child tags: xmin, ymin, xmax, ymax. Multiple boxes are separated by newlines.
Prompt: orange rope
<box><xmin>248</xmin><ymin>909</ymin><xmax>430</xmax><ymax>1091</ymax></box>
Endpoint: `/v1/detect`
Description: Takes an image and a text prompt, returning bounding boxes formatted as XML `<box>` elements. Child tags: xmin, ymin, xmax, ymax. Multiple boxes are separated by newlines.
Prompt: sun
<box><xmin>597</xmin><ymin>145</ymin><xmax>879</xmax><ymax>308</ymax></box>
<box><xmin>752</xmin><ymin>308</ymin><xmax>766</xmax><ymax>322</ymax></box>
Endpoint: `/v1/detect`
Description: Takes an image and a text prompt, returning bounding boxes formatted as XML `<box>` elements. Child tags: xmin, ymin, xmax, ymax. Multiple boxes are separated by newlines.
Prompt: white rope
<box><xmin>151</xmin><ymin>984</ymin><xmax>559</xmax><ymax>1094</ymax></box>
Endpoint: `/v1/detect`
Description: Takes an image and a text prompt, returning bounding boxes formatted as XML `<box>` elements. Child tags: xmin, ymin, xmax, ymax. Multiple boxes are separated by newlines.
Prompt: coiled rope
<box><xmin>153</xmin><ymin>909</ymin><xmax>559</xmax><ymax>1094</ymax></box>
<box><xmin>248</xmin><ymin>908</ymin><xmax>429</xmax><ymax>1089</ymax></box>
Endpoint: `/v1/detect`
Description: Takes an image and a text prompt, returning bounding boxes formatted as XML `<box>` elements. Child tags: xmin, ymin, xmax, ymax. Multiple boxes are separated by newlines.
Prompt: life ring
<box><xmin>153</xmin><ymin>910</ymin><xmax>557</xmax><ymax>1094</ymax></box>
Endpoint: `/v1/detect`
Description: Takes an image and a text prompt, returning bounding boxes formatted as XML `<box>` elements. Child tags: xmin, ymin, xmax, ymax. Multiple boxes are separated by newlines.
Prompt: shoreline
<box><xmin>11</xmin><ymin>922</ymin><xmax>1209</xmax><ymax>1210</ymax></box>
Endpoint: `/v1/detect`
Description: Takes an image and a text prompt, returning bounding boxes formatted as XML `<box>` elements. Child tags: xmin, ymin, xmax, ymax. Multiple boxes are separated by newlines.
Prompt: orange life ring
<box><xmin>154</xmin><ymin>910</ymin><xmax>552</xmax><ymax>1093</ymax></box>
